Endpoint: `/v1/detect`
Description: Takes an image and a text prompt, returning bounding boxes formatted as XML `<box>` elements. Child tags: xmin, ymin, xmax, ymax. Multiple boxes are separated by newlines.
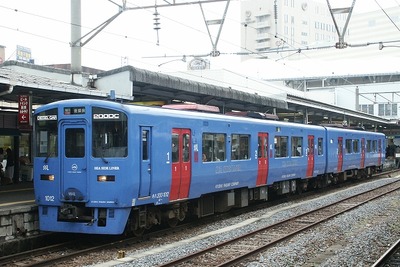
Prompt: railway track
<box><xmin>0</xmin><ymin>220</ymin><xmax>204</xmax><ymax>266</ymax></box>
<box><xmin>371</xmin><ymin>238</ymin><xmax>400</xmax><ymax>267</ymax></box>
<box><xmin>158</xmin><ymin>180</ymin><xmax>400</xmax><ymax>267</ymax></box>
<box><xmin>0</xmin><ymin>236</ymin><xmax>120</xmax><ymax>267</ymax></box>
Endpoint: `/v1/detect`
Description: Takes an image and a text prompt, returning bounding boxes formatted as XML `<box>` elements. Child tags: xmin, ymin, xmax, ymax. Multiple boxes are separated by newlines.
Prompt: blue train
<box><xmin>33</xmin><ymin>99</ymin><xmax>385</xmax><ymax>235</ymax></box>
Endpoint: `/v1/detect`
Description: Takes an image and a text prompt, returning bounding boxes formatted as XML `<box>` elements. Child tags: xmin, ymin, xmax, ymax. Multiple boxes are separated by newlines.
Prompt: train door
<box><xmin>256</xmin><ymin>133</ymin><xmax>269</xmax><ymax>186</ymax></box>
<box><xmin>306</xmin><ymin>135</ymin><xmax>315</xmax><ymax>177</ymax></box>
<box><xmin>139</xmin><ymin>127</ymin><xmax>152</xmax><ymax>198</ymax></box>
<box><xmin>338</xmin><ymin>137</ymin><xmax>343</xmax><ymax>172</ymax></box>
<box><xmin>60</xmin><ymin>121</ymin><xmax>88</xmax><ymax>201</ymax></box>
<box><xmin>170</xmin><ymin>128</ymin><xmax>192</xmax><ymax>201</ymax></box>
<box><xmin>360</xmin><ymin>138</ymin><xmax>365</xmax><ymax>168</ymax></box>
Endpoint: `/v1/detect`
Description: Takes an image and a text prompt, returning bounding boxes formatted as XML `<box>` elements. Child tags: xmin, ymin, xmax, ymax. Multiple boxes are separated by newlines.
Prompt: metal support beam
<box><xmin>304</xmin><ymin>108</ymin><xmax>309</xmax><ymax>124</ymax></box>
<box><xmin>124</xmin><ymin>0</ymin><xmax>230</xmax><ymax>10</ymax></box>
<box><xmin>199</xmin><ymin>0</ymin><xmax>231</xmax><ymax>57</ymax></box>
<box><xmin>69</xmin><ymin>0</ymin><xmax>230</xmax><ymax>76</ymax></box>
<box><xmin>326</xmin><ymin>0</ymin><xmax>356</xmax><ymax>49</ymax></box>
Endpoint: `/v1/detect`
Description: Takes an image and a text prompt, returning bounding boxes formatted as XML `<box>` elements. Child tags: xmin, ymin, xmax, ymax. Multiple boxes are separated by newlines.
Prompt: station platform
<box><xmin>0</xmin><ymin>181</ymin><xmax>35</xmax><ymax>208</ymax></box>
<box><xmin>0</xmin><ymin>181</ymin><xmax>40</xmax><ymax>256</ymax></box>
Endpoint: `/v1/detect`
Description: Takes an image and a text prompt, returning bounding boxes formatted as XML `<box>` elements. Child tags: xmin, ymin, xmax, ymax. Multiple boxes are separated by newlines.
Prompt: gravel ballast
<box><xmin>86</xmin><ymin>176</ymin><xmax>400</xmax><ymax>267</ymax></box>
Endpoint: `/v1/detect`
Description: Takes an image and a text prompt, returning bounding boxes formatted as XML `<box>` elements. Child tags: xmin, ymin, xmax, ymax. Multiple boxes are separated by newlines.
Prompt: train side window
<box><xmin>183</xmin><ymin>133</ymin><xmax>190</xmax><ymax>162</ymax></box>
<box><xmin>291</xmin><ymin>136</ymin><xmax>302</xmax><ymax>157</ymax></box>
<box><xmin>257</xmin><ymin>136</ymin><xmax>267</xmax><ymax>158</ymax></box>
<box><xmin>338</xmin><ymin>138</ymin><xmax>343</xmax><ymax>155</ymax></box>
<box><xmin>202</xmin><ymin>133</ymin><xmax>226</xmax><ymax>162</ymax></box>
<box><xmin>366</xmin><ymin>140</ymin><xmax>372</xmax><ymax>152</ymax></box>
<box><xmin>345</xmin><ymin>139</ymin><xmax>352</xmax><ymax>154</ymax></box>
<box><xmin>231</xmin><ymin>134</ymin><xmax>250</xmax><ymax>160</ymax></box>
<box><xmin>318</xmin><ymin>138</ymin><xmax>323</xmax><ymax>155</ymax></box>
<box><xmin>353</xmin><ymin>139</ymin><xmax>359</xmax><ymax>153</ymax></box>
<box><xmin>274</xmin><ymin>136</ymin><xmax>288</xmax><ymax>158</ymax></box>
<box><xmin>172</xmin><ymin>134</ymin><xmax>179</xmax><ymax>163</ymax></box>
<box><xmin>372</xmin><ymin>140</ymin><xmax>377</xmax><ymax>152</ymax></box>
<box><xmin>142</xmin><ymin>130</ymin><xmax>149</xmax><ymax>160</ymax></box>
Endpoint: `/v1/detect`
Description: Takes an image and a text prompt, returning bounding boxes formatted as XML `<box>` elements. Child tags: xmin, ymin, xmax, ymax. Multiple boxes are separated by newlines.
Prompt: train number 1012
<box><xmin>44</xmin><ymin>195</ymin><xmax>55</xmax><ymax>202</ymax></box>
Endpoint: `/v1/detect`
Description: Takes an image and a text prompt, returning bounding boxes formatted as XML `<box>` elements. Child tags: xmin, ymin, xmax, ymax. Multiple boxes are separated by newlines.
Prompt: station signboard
<box><xmin>18</xmin><ymin>95</ymin><xmax>31</xmax><ymax>125</ymax></box>
<box><xmin>16</xmin><ymin>45</ymin><xmax>32</xmax><ymax>63</ymax></box>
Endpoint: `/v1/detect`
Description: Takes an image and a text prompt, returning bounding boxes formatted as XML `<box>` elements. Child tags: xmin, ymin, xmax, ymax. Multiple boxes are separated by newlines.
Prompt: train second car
<box><xmin>33</xmin><ymin>99</ymin><xmax>385</xmax><ymax>235</ymax></box>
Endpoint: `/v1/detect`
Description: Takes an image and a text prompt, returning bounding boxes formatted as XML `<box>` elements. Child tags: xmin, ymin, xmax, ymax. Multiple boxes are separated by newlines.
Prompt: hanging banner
<box><xmin>18</xmin><ymin>95</ymin><xmax>31</xmax><ymax>125</ymax></box>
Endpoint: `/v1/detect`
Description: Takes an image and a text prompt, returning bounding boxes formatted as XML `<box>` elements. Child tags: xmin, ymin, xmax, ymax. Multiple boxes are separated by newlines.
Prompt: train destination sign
<box><xmin>64</xmin><ymin>107</ymin><xmax>86</xmax><ymax>115</ymax></box>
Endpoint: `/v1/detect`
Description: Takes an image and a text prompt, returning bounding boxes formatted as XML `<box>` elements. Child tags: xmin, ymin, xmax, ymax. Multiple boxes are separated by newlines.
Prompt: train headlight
<box><xmin>97</xmin><ymin>175</ymin><xmax>115</xmax><ymax>182</ymax></box>
<box><xmin>41</xmin><ymin>174</ymin><xmax>55</xmax><ymax>181</ymax></box>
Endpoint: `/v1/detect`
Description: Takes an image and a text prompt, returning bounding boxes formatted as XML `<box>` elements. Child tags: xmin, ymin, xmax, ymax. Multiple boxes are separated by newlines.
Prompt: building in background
<box><xmin>0</xmin><ymin>45</ymin><xmax>5</xmax><ymax>64</ymax></box>
<box><xmin>240</xmin><ymin>0</ymin><xmax>400</xmax><ymax>121</ymax></box>
<box><xmin>240</xmin><ymin>0</ymin><xmax>400</xmax><ymax>61</ymax></box>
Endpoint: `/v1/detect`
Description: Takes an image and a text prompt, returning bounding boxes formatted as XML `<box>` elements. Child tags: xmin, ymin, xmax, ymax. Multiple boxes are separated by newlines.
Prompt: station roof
<box><xmin>0</xmin><ymin>61</ymin><xmax>398</xmax><ymax>133</ymax></box>
<box><xmin>281</xmin><ymin>94</ymin><xmax>393</xmax><ymax>130</ymax></box>
<box><xmin>0</xmin><ymin>63</ymin><xmax>112</xmax><ymax>105</ymax></box>
<box><xmin>0</xmin><ymin>62</ymin><xmax>287</xmax><ymax>111</ymax></box>
<box><xmin>98</xmin><ymin>65</ymin><xmax>288</xmax><ymax>111</ymax></box>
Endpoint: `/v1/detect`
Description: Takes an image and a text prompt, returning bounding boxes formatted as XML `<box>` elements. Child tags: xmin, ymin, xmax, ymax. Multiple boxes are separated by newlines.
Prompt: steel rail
<box><xmin>158</xmin><ymin>180</ymin><xmax>400</xmax><ymax>267</ymax></box>
<box><xmin>371</xmin><ymin>238</ymin><xmax>400</xmax><ymax>267</ymax></box>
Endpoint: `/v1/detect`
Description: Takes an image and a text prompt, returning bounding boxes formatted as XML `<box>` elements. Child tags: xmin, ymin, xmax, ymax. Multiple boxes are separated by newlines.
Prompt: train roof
<box><xmin>34</xmin><ymin>99</ymin><xmax>385</xmax><ymax>135</ymax></box>
<box><xmin>161</xmin><ymin>103</ymin><xmax>220</xmax><ymax>113</ymax></box>
<box><xmin>34</xmin><ymin>99</ymin><xmax>323</xmax><ymax>130</ymax></box>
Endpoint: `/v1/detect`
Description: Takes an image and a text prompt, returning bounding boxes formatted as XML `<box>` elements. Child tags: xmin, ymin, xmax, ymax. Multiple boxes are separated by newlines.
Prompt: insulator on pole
<box><xmin>153</xmin><ymin>6</ymin><xmax>161</xmax><ymax>45</ymax></box>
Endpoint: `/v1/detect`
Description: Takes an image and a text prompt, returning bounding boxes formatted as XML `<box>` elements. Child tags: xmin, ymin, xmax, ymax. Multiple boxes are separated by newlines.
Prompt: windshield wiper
<box><xmin>101</xmin><ymin>155</ymin><xmax>109</xmax><ymax>164</ymax></box>
<box><xmin>101</xmin><ymin>147</ymin><xmax>109</xmax><ymax>164</ymax></box>
<box><xmin>44</xmin><ymin>152</ymin><xmax>53</xmax><ymax>163</ymax></box>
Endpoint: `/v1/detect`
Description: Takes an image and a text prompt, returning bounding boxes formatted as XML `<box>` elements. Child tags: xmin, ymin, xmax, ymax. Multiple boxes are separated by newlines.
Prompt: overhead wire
<box><xmin>374</xmin><ymin>0</ymin><xmax>400</xmax><ymax>32</ymax></box>
<box><xmin>0</xmin><ymin>2</ymin><xmax>321</xmax><ymax>67</ymax></box>
<box><xmin>2</xmin><ymin>1</ymin><xmax>354</xmax><ymax>89</ymax></box>
<box><xmin>0</xmin><ymin>2</ymin><xmax>188</xmax><ymax>69</ymax></box>
<box><xmin>0</xmin><ymin>1</ymin><xmax>399</xmax><ymax>98</ymax></box>
<box><xmin>0</xmin><ymin>1</ymin><xmax>301</xmax><ymax>95</ymax></box>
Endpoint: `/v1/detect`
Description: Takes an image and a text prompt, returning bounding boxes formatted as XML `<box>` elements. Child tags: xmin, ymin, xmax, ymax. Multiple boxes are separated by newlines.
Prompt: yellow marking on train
<box><xmin>0</xmin><ymin>188</ymin><xmax>33</xmax><ymax>194</ymax></box>
<box><xmin>0</xmin><ymin>200</ymin><xmax>35</xmax><ymax>207</ymax></box>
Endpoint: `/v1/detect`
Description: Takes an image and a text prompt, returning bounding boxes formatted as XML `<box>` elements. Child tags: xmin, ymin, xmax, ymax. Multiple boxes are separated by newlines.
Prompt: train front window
<box><xmin>35</xmin><ymin>108</ymin><xmax>58</xmax><ymax>158</ymax></box>
<box><xmin>92</xmin><ymin>107</ymin><xmax>128</xmax><ymax>158</ymax></box>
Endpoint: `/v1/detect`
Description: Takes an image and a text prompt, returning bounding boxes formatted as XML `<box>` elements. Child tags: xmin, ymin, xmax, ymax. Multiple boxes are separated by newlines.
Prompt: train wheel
<box><xmin>133</xmin><ymin>227</ymin><xmax>145</xmax><ymax>236</ymax></box>
<box><xmin>167</xmin><ymin>217</ymin><xmax>179</xmax><ymax>228</ymax></box>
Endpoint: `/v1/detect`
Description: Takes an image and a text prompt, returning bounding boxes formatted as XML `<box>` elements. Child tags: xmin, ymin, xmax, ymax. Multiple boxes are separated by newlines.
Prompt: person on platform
<box><xmin>5</xmin><ymin>148</ymin><xmax>15</xmax><ymax>184</ymax></box>
<box><xmin>0</xmin><ymin>148</ymin><xmax>4</xmax><ymax>184</ymax></box>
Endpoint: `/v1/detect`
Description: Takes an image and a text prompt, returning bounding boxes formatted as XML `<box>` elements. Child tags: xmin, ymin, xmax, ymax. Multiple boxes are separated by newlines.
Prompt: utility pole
<box><xmin>71</xmin><ymin>0</ymin><xmax>82</xmax><ymax>85</ymax></box>
<box><xmin>69</xmin><ymin>0</ymin><xmax>230</xmax><ymax>83</ymax></box>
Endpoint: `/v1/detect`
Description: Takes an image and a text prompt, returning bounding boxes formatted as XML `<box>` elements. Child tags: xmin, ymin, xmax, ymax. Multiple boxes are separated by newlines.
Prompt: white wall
<box><xmin>95</xmin><ymin>70</ymin><xmax>132</xmax><ymax>97</ymax></box>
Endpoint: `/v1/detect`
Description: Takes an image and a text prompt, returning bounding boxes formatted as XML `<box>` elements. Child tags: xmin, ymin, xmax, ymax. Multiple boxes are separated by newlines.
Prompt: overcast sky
<box><xmin>0</xmin><ymin>0</ymin><xmax>242</xmax><ymax>71</ymax></box>
<box><xmin>0</xmin><ymin>0</ymin><xmax>399</xmax><ymax>76</ymax></box>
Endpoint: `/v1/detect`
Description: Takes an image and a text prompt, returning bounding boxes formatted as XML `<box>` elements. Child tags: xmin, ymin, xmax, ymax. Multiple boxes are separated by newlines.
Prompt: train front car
<box><xmin>34</xmin><ymin>100</ymin><xmax>132</xmax><ymax>234</ymax></box>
